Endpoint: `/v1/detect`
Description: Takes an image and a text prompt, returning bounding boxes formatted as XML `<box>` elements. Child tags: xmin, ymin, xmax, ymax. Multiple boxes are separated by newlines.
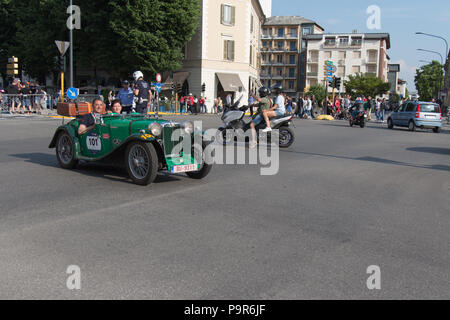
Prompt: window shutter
<box><xmin>224</xmin><ymin>40</ymin><xmax>228</xmax><ymax>60</ymax></box>
<box><xmin>230</xmin><ymin>41</ymin><xmax>235</xmax><ymax>61</ymax></box>
<box><xmin>231</xmin><ymin>6</ymin><xmax>236</xmax><ymax>26</ymax></box>
<box><xmin>221</xmin><ymin>4</ymin><xmax>224</xmax><ymax>24</ymax></box>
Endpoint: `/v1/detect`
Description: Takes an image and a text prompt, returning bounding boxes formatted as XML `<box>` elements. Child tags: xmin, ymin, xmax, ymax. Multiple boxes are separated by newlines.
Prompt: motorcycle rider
<box><xmin>261</xmin><ymin>84</ymin><xmax>285</xmax><ymax>133</ymax></box>
<box><xmin>133</xmin><ymin>71</ymin><xmax>152</xmax><ymax>114</ymax></box>
<box><xmin>249</xmin><ymin>87</ymin><xmax>272</xmax><ymax>148</ymax></box>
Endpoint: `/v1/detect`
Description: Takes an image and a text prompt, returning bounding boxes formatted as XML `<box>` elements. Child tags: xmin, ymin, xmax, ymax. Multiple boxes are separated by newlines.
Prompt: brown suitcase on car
<box><xmin>57</xmin><ymin>102</ymin><xmax>93</xmax><ymax>116</ymax></box>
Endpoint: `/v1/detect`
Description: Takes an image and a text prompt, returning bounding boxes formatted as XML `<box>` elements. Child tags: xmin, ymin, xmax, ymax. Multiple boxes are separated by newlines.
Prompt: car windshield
<box><xmin>420</xmin><ymin>104</ymin><xmax>440</xmax><ymax>113</ymax></box>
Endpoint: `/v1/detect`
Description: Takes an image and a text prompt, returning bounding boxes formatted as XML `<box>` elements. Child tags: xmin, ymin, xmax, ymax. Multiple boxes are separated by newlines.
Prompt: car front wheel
<box><xmin>125</xmin><ymin>141</ymin><xmax>158</xmax><ymax>185</ymax></box>
<box><xmin>56</xmin><ymin>132</ymin><xmax>78</xmax><ymax>169</ymax></box>
<box><xmin>186</xmin><ymin>141</ymin><xmax>213</xmax><ymax>180</ymax></box>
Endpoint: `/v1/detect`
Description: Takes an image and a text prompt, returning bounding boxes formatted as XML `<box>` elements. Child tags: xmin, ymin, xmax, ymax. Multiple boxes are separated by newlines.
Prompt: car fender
<box><xmin>48</xmin><ymin>125</ymin><xmax>77</xmax><ymax>149</ymax></box>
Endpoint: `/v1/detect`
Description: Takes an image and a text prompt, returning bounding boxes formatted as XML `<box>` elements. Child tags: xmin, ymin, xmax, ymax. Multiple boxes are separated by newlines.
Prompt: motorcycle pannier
<box><xmin>57</xmin><ymin>102</ymin><xmax>93</xmax><ymax>116</ymax></box>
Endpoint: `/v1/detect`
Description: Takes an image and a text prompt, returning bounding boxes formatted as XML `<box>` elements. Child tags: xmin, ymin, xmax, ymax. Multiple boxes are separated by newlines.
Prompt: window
<box><xmin>338</xmin><ymin>51</ymin><xmax>346</xmax><ymax>59</ymax></box>
<box><xmin>290</xmin><ymin>41</ymin><xmax>296</xmax><ymax>51</ymax></box>
<box><xmin>338</xmin><ymin>66</ymin><xmax>345</xmax><ymax>77</ymax></box>
<box><xmin>288</xmin><ymin>81</ymin><xmax>295</xmax><ymax>89</ymax></box>
<box><xmin>223</xmin><ymin>40</ymin><xmax>235</xmax><ymax>61</ymax></box>
<box><xmin>353</xmin><ymin>51</ymin><xmax>361</xmax><ymax>59</ymax></box>
<box><xmin>250</xmin><ymin>46</ymin><xmax>253</xmax><ymax>65</ymax></box>
<box><xmin>277</xmin><ymin>41</ymin><xmax>283</xmax><ymax>49</ymax></box>
<box><xmin>351</xmin><ymin>37</ymin><xmax>362</xmax><ymax>46</ymax></box>
<box><xmin>289</xmin><ymin>55</ymin><xmax>295</xmax><ymax>64</ymax></box>
<box><xmin>278</xmin><ymin>28</ymin><xmax>284</xmax><ymax>37</ymax></box>
<box><xmin>324</xmin><ymin>51</ymin><xmax>332</xmax><ymax>59</ymax></box>
<box><xmin>290</xmin><ymin>28</ymin><xmax>297</xmax><ymax>37</ymax></box>
<box><xmin>221</xmin><ymin>4</ymin><xmax>235</xmax><ymax>26</ymax></box>
<box><xmin>250</xmin><ymin>15</ymin><xmax>254</xmax><ymax>33</ymax></box>
<box><xmin>263</xmin><ymin>28</ymin><xmax>267</xmax><ymax>36</ymax></box>
<box><xmin>277</xmin><ymin>55</ymin><xmax>283</xmax><ymax>63</ymax></box>
<box><xmin>352</xmin><ymin>66</ymin><xmax>360</xmax><ymax>73</ymax></box>
<box><xmin>289</xmin><ymin>68</ymin><xmax>295</xmax><ymax>77</ymax></box>
<box><xmin>276</xmin><ymin>68</ymin><xmax>283</xmax><ymax>76</ymax></box>
<box><xmin>405</xmin><ymin>103</ymin><xmax>415</xmax><ymax>112</ymax></box>
<box><xmin>419</xmin><ymin>104</ymin><xmax>440</xmax><ymax>113</ymax></box>
<box><xmin>303</xmin><ymin>27</ymin><xmax>311</xmax><ymax>35</ymax></box>
<box><xmin>367</xmin><ymin>65</ymin><xmax>377</xmax><ymax>74</ymax></box>
<box><xmin>339</xmin><ymin>37</ymin><xmax>349</xmax><ymax>46</ymax></box>
<box><xmin>325</xmin><ymin>37</ymin><xmax>336</xmax><ymax>46</ymax></box>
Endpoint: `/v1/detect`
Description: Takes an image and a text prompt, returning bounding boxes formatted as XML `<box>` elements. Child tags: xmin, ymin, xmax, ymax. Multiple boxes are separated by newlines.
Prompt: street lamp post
<box><xmin>417</xmin><ymin>48</ymin><xmax>443</xmax><ymax>65</ymax></box>
<box><xmin>416</xmin><ymin>32</ymin><xmax>448</xmax><ymax>60</ymax></box>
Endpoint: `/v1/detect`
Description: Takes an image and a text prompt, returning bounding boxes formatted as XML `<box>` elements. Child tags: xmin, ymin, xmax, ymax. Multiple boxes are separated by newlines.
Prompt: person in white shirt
<box><xmin>262</xmin><ymin>84</ymin><xmax>286</xmax><ymax>133</ymax></box>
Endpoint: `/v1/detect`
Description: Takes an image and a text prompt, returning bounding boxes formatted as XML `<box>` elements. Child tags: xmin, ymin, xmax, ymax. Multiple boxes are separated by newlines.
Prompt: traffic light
<box><xmin>335</xmin><ymin>77</ymin><xmax>341</xmax><ymax>89</ymax></box>
<box><xmin>201</xmin><ymin>83</ymin><xmax>206</xmax><ymax>92</ymax></box>
<box><xmin>59</xmin><ymin>55</ymin><xmax>64</xmax><ymax>71</ymax></box>
<box><xmin>171</xmin><ymin>83</ymin><xmax>175</xmax><ymax>91</ymax></box>
<box><xmin>328</xmin><ymin>77</ymin><xmax>334</xmax><ymax>88</ymax></box>
<box><xmin>6</xmin><ymin>56</ymin><xmax>19</xmax><ymax>76</ymax></box>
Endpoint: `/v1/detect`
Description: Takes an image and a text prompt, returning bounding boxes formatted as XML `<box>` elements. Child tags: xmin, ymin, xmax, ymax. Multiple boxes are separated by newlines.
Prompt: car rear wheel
<box><xmin>125</xmin><ymin>141</ymin><xmax>158</xmax><ymax>185</ymax></box>
<box><xmin>387</xmin><ymin>118</ymin><xmax>394</xmax><ymax>129</ymax></box>
<box><xmin>186</xmin><ymin>141</ymin><xmax>212</xmax><ymax>180</ymax></box>
<box><xmin>433</xmin><ymin>127</ymin><xmax>441</xmax><ymax>133</ymax></box>
<box><xmin>56</xmin><ymin>132</ymin><xmax>78</xmax><ymax>169</ymax></box>
<box><xmin>408</xmin><ymin>120</ymin><xmax>416</xmax><ymax>132</ymax></box>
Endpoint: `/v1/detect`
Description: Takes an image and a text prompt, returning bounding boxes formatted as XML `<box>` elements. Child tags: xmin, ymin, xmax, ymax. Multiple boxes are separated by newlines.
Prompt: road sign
<box><xmin>331</xmin><ymin>65</ymin><xmax>337</xmax><ymax>73</ymax></box>
<box><xmin>67</xmin><ymin>87</ymin><xmax>79</xmax><ymax>100</ymax></box>
<box><xmin>156</xmin><ymin>73</ymin><xmax>162</xmax><ymax>83</ymax></box>
<box><xmin>55</xmin><ymin>41</ymin><xmax>70</xmax><ymax>56</ymax></box>
<box><xmin>326</xmin><ymin>77</ymin><xmax>333</xmax><ymax>82</ymax></box>
<box><xmin>154</xmin><ymin>83</ymin><xmax>163</xmax><ymax>93</ymax></box>
<box><xmin>326</xmin><ymin>60</ymin><xmax>334</xmax><ymax>66</ymax></box>
<box><xmin>326</xmin><ymin>72</ymin><xmax>333</xmax><ymax>76</ymax></box>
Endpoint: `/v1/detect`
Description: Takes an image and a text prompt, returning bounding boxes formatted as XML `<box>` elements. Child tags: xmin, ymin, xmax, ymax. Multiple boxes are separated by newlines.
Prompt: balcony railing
<box><xmin>366</xmin><ymin>58</ymin><xmax>378</xmax><ymax>64</ymax></box>
<box><xmin>307</xmin><ymin>72</ymin><xmax>318</xmax><ymax>77</ymax></box>
<box><xmin>307</xmin><ymin>58</ymin><xmax>319</xmax><ymax>63</ymax></box>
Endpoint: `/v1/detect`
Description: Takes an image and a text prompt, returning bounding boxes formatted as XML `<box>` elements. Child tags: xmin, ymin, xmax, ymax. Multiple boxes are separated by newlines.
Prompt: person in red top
<box><xmin>199</xmin><ymin>96</ymin><xmax>206</xmax><ymax>113</ymax></box>
<box><xmin>180</xmin><ymin>94</ymin><xmax>194</xmax><ymax>114</ymax></box>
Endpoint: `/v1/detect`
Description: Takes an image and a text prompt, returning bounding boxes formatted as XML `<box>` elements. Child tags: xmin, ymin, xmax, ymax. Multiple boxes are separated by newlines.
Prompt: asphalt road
<box><xmin>0</xmin><ymin>114</ymin><xmax>449</xmax><ymax>299</ymax></box>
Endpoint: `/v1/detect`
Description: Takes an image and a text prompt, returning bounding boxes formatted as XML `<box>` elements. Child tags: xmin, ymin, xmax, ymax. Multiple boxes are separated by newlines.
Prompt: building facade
<box><xmin>259</xmin><ymin>16</ymin><xmax>323</xmax><ymax>97</ymax></box>
<box><xmin>173</xmin><ymin>0</ymin><xmax>266</xmax><ymax>111</ymax></box>
<box><xmin>304</xmin><ymin>32</ymin><xmax>391</xmax><ymax>94</ymax></box>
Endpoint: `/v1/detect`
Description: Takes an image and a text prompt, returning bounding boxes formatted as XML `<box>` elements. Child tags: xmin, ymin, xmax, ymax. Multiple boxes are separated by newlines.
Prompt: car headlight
<box><xmin>182</xmin><ymin>121</ymin><xmax>194</xmax><ymax>134</ymax></box>
<box><xmin>149</xmin><ymin>122</ymin><xmax>162</xmax><ymax>136</ymax></box>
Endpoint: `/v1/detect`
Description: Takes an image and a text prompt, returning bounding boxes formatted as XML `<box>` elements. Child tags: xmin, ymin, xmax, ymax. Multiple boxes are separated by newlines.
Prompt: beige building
<box><xmin>173</xmin><ymin>0</ymin><xmax>266</xmax><ymax>111</ymax></box>
<box><xmin>304</xmin><ymin>32</ymin><xmax>391</xmax><ymax>93</ymax></box>
<box><xmin>260</xmin><ymin>16</ymin><xmax>323</xmax><ymax>96</ymax></box>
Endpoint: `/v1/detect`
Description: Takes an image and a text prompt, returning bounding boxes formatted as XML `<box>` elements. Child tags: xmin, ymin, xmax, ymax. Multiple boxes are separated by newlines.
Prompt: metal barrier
<box><xmin>0</xmin><ymin>94</ymin><xmax>53</xmax><ymax>113</ymax></box>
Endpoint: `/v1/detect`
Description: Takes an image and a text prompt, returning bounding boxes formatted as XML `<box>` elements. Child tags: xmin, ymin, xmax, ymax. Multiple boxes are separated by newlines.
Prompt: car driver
<box><xmin>78</xmin><ymin>98</ymin><xmax>105</xmax><ymax>135</ymax></box>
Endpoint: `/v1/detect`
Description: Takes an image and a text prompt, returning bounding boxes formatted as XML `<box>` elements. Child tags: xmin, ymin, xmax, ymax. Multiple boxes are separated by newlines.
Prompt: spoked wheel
<box><xmin>186</xmin><ymin>141</ymin><xmax>213</xmax><ymax>179</ymax></box>
<box><xmin>125</xmin><ymin>141</ymin><xmax>158</xmax><ymax>185</ymax></box>
<box><xmin>279</xmin><ymin>127</ymin><xmax>295</xmax><ymax>148</ymax></box>
<box><xmin>56</xmin><ymin>132</ymin><xmax>78</xmax><ymax>169</ymax></box>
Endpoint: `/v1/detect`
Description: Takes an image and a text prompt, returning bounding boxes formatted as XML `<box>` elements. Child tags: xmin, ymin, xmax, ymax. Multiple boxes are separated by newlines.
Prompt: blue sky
<box><xmin>272</xmin><ymin>0</ymin><xmax>450</xmax><ymax>91</ymax></box>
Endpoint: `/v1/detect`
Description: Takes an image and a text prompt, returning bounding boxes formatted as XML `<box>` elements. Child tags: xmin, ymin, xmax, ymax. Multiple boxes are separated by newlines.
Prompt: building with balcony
<box><xmin>172</xmin><ymin>0</ymin><xmax>267</xmax><ymax>111</ymax></box>
<box><xmin>260</xmin><ymin>16</ymin><xmax>323</xmax><ymax>96</ymax></box>
<box><xmin>304</xmin><ymin>32</ymin><xmax>391</xmax><ymax>94</ymax></box>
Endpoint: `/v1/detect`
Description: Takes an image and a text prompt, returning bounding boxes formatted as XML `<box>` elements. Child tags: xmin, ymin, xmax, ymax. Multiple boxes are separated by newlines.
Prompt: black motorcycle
<box><xmin>217</xmin><ymin>97</ymin><xmax>295</xmax><ymax>148</ymax></box>
<box><xmin>349</xmin><ymin>102</ymin><xmax>367</xmax><ymax>128</ymax></box>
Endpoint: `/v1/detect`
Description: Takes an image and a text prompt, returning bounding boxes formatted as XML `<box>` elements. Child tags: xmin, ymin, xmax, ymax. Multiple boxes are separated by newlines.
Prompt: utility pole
<box><xmin>69</xmin><ymin>0</ymin><xmax>73</xmax><ymax>88</ymax></box>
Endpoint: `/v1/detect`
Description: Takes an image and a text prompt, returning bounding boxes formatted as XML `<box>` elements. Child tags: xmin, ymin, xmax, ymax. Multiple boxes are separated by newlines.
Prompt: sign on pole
<box><xmin>55</xmin><ymin>41</ymin><xmax>70</xmax><ymax>56</ymax></box>
<box><xmin>156</xmin><ymin>73</ymin><xmax>162</xmax><ymax>83</ymax></box>
<box><xmin>67</xmin><ymin>87</ymin><xmax>79</xmax><ymax>100</ymax></box>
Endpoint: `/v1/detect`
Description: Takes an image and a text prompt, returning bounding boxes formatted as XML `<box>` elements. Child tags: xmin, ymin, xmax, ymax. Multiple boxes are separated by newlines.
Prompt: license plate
<box><xmin>425</xmin><ymin>115</ymin><xmax>435</xmax><ymax>118</ymax></box>
<box><xmin>171</xmin><ymin>164</ymin><xmax>198</xmax><ymax>173</ymax></box>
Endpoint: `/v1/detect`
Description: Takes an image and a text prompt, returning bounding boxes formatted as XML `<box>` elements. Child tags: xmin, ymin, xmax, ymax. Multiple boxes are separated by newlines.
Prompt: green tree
<box><xmin>0</xmin><ymin>0</ymin><xmax>18</xmax><ymax>83</ymax></box>
<box><xmin>305</xmin><ymin>84</ymin><xmax>326</xmax><ymax>108</ymax></box>
<box><xmin>344</xmin><ymin>73</ymin><xmax>390</xmax><ymax>99</ymax></box>
<box><xmin>109</xmin><ymin>0</ymin><xmax>201</xmax><ymax>78</ymax></box>
<box><xmin>414</xmin><ymin>60</ymin><xmax>444</xmax><ymax>102</ymax></box>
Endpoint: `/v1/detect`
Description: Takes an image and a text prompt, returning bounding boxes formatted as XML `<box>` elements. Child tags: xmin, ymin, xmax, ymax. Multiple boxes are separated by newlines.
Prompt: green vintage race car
<box><xmin>49</xmin><ymin>114</ymin><xmax>212</xmax><ymax>185</ymax></box>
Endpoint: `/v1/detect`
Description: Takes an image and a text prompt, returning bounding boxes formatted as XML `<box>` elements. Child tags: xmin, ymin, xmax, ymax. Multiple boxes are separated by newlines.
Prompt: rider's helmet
<box><xmin>258</xmin><ymin>86</ymin><xmax>270</xmax><ymax>98</ymax></box>
<box><xmin>133</xmin><ymin>71</ymin><xmax>144</xmax><ymax>81</ymax></box>
<box><xmin>272</xmin><ymin>83</ymin><xmax>283</xmax><ymax>95</ymax></box>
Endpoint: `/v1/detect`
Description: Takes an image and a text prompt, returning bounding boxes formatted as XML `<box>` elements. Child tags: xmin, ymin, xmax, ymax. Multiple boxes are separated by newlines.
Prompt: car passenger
<box><xmin>78</xmin><ymin>98</ymin><xmax>105</xmax><ymax>135</ymax></box>
<box><xmin>107</xmin><ymin>99</ymin><xmax>123</xmax><ymax>115</ymax></box>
